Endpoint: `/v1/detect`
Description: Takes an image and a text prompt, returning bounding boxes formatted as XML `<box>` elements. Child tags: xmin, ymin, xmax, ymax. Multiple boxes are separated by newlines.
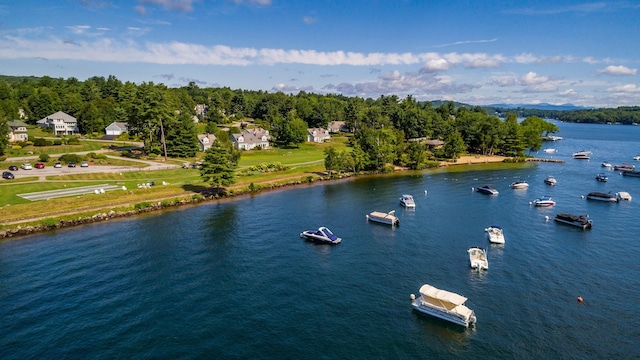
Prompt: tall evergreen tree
<box><xmin>200</xmin><ymin>140</ymin><xmax>239</xmax><ymax>189</ymax></box>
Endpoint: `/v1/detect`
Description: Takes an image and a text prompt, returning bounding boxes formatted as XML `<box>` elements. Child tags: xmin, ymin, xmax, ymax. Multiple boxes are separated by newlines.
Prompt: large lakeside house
<box><xmin>37</xmin><ymin>111</ymin><xmax>79</xmax><ymax>135</ymax></box>
<box><xmin>197</xmin><ymin>133</ymin><xmax>217</xmax><ymax>151</ymax></box>
<box><xmin>307</xmin><ymin>128</ymin><xmax>331</xmax><ymax>143</ymax></box>
<box><xmin>231</xmin><ymin>128</ymin><xmax>270</xmax><ymax>150</ymax></box>
<box><xmin>7</xmin><ymin>119</ymin><xmax>29</xmax><ymax>143</ymax></box>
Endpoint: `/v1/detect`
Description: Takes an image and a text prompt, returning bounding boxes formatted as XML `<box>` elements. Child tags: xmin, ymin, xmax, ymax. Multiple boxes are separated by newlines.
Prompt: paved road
<box><xmin>17</xmin><ymin>184</ymin><xmax>124</xmax><ymax>201</ymax></box>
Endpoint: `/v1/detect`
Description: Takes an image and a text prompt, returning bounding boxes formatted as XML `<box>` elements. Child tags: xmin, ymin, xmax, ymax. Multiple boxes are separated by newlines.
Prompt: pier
<box><xmin>526</xmin><ymin>158</ymin><xmax>565</xmax><ymax>163</ymax></box>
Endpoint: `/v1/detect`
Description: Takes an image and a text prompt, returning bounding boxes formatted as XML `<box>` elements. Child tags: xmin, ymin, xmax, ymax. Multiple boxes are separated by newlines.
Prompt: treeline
<box><xmin>486</xmin><ymin>106</ymin><xmax>640</xmax><ymax>125</ymax></box>
<box><xmin>0</xmin><ymin>75</ymin><xmax>558</xmax><ymax>169</ymax></box>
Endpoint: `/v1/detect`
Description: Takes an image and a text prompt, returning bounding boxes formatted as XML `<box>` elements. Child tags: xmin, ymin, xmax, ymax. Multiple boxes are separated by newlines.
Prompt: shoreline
<box><xmin>0</xmin><ymin>155</ymin><xmax>509</xmax><ymax>239</ymax></box>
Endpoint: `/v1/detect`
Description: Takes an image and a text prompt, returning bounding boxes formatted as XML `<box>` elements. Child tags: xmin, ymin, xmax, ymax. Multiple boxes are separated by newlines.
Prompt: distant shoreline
<box><xmin>0</xmin><ymin>155</ymin><xmax>509</xmax><ymax>239</ymax></box>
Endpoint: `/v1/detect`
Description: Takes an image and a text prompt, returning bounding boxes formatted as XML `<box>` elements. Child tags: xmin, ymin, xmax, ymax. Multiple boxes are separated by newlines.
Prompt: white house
<box><xmin>105</xmin><ymin>122</ymin><xmax>128</xmax><ymax>136</ymax></box>
<box><xmin>37</xmin><ymin>111</ymin><xmax>79</xmax><ymax>135</ymax></box>
<box><xmin>7</xmin><ymin>119</ymin><xmax>29</xmax><ymax>143</ymax></box>
<box><xmin>307</xmin><ymin>128</ymin><xmax>331</xmax><ymax>143</ymax></box>
<box><xmin>197</xmin><ymin>133</ymin><xmax>217</xmax><ymax>151</ymax></box>
<box><xmin>231</xmin><ymin>128</ymin><xmax>270</xmax><ymax>150</ymax></box>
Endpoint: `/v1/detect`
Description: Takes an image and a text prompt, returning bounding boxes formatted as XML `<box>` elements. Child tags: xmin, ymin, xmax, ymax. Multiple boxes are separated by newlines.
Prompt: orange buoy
<box><xmin>577</xmin><ymin>296</ymin><xmax>583</xmax><ymax>302</ymax></box>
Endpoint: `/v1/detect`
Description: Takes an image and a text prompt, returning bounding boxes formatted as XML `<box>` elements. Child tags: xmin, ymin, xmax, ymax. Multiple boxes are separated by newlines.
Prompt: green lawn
<box><xmin>238</xmin><ymin>138</ymin><xmax>350</xmax><ymax>167</ymax></box>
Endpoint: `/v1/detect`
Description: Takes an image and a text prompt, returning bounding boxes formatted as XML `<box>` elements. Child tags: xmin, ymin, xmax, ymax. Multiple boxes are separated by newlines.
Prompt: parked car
<box><xmin>21</xmin><ymin>163</ymin><xmax>33</xmax><ymax>170</ymax></box>
<box><xmin>68</xmin><ymin>162</ymin><xmax>76</xmax><ymax>168</ymax></box>
<box><xmin>54</xmin><ymin>163</ymin><xmax>62</xmax><ymax>168</ymax></box>
<box><xmin>35</xmin><ymin>163</ymin><xmax>45</xmax><ymax>169</ymax></box>
<box><xmin>81</xmin><ymin>161</ymin><xmax>89</xmax><ymax>167</ymax></box>
<box><xmin>2</xmin><ymin>171</ymin><xmax>14</xmax><ymax>179</ymax></box>
<box><xmin>8</xmin><ymin>165</ymin><xmax>18</xmax><ymax>171</ymax></box>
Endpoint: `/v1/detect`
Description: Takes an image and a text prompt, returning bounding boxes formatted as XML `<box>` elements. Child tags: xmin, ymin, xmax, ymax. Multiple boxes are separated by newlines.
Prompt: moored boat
<box><xmin>510</xmin><ymin>180</ymin><xmax>529</xmax><ymax>189</ymax></box>
<box><xmin>616</xmin><ymin>191</ymin><xmax>632</xmax><ymax>201</ymax></box>
<box><xmin>468</xmin><ymin>247</ymin><xmax>489</xmax><ymax>270</ymax></box>
<box><xmin>586</xmin><ymin>191</ymin><xmax>618</xmax><ymax>202</ymax></box>
<box><xmin>572</xmin><ymin>150</ymin><xmax>591</xmax><ymax>159</ymax></box>
<box><xmin>544</xmin><ymin>176</ymin><xmax>557</xmax><ymax>186</ymax></box>
<box><xmin>410</xmin><ymin>284</ymin><xmax>477</xmax><ymax>327</ymax></box>
<box><xmin>533</xmin><ymin>196</ymin><xmax>556</xmax><ymax>207</ymax></box>
<box><xmin>300</xmin><ymin>227</ymin><xmax>342</xmax><ymax>244</ymax></box>
<box><xmin>621</xmin><ymin>170</ymin><xmax>640</xmax><ymax>177</ymax></box>
<box><xmin>602</xmin><ymin>161</ymin><xmax>612</xmax><ymax>168</ymax></box>
<box><xmin>554</xmin><ymin>213</ymin><xmax>592</xmax><ymax>229</ymax></box>
<box><xmin>543</xmin><ymin>148</ymin><xmax>557</xmax><ymax>153</ymax></box>
<box><xmin>366</xmin><ymin>210</ymin><xmax>399</xmax><ymax>226</ymax></box>
<box><xmin>485</xmin><ymin>225</ymin><xmax>505</xmax><ymax>244</ymax></box>
<box><xmin>399</xmin><ymin>194</ymin><xmax>416</xmax><ymax>208</ymax></box>
<box><xmin>614</xmin><ymin>163</ymin><xmax>635</xmax><ymax>172</ymax></box>
<box><xmin>476</xmin><ymin>184</ymin><xmax>499</xmax><ymax>195</ymax></box>
<box><xmin>633</xmin><ymin>155</ymin><xmax>640</xmax><ymax>161</ymax></box>
<box><xmin>596</xmin><ymin>173</ymin><xmax>608</xmax><ymax>182</ymax></box>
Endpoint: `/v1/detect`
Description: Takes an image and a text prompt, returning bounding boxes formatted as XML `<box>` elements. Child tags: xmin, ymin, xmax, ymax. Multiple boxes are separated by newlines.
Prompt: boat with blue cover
<box><xmin>476</xmin><ymin>184</ymin><xmax>499</xmax><ymax>195</ymax></box>
<box><xmin>300</xmin><ymin>227</ymin><xmax>342</xmax><ymax>244</ymax></box>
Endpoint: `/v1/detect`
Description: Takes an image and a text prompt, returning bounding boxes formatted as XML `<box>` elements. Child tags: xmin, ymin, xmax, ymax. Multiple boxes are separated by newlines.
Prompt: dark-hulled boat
<box><xmin>586</xmin><ymin>192</ymin><xmax>618</xmax><ymax>202</ymax></box>
<box><xmin>554</xmin><ymin>213</ymin><xmax>593</xmax><ymax>229</ymax></box>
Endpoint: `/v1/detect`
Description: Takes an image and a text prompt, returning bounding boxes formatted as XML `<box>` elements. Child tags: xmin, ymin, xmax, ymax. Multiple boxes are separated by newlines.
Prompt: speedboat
<box><xmin>586</xmin><ymin>192</ymin><xmax>618</xmax><ymax>202</ymax></box>
<box><xmin>485</xmin><ymin>226</ymin><xmax>505</xmax><ymax>244</ymax></box>
<box><xmin>544</xmin><ymin>176</ymin><xmax>557</xmax><ymax>186</ymax></box>
<box><xmin>533</xmin><ymin>196</ymin><xmax>556</xmax><ymax>207</ymax></box>
<box><xmin>554</xmin><ymin>213</ymin><xmax>593</xmax><ymax>229</ymax></box>
<box><xmin>510</xmin><ymin>180</ymin><xmax>529</xmax><ymax>189</ymax></box>
<box><xmin>399</xmin><ymin>194</ymin><xmax>416</xmax><ymax>208</ymax></box>
<box><xmin>633</xmin><ymin>155</ymin><xmax>640</xmax><ymax>161</ymax></box>
<box><xmin>595</xmin><ymin>173</ymin><xmax>608</xmax><ymax>182</ymax></box>
<box><xmin>476</xmin><ymin>184</ymin><xmax>499</xmax><ymax>195</ymax></box>
<box><xmin>543</xmin><ymin>148</ymin><xmax>557</xmax><ymax>153</ymax></box>
<box><xmin>543</xmin><ymin>135</ymin><xmax>563</xmax><ymax>141</ymax></box>
<box><xmin>622</xmin><ymin>170</ymin><xmax>640</xmax><ymax>177</ymax></box>
<box><xmin>467</xmin><ymin>247</ymin><xmax>489</xmax><ymax>270</ymax></box>
<box><xmin>366</xmin><ymin>210</ymin><xmax>400</xmax><ymax>226</ymax></box>
<box><xmin>572</xmin><ymin>150</ymin><xmax>591</xmax><ymax>159</ymax></box>
<box><xmin>410</xmin><ymin>284</ymin><xmax>477</xmax><ymax>327</ymax></box>
<box><xmin>300</xmin><ymin>227</ymin><xmax>342</xmax><ymax>244</ymax></box>
<box><xmin>616</xmin><ymin>191</ymin><xmax>632</xmax><ymax>201</ymax></box>
<box><xmin>601</xmin><ymin>161</ymin><xmax>612</xmax><ymax>168</ymax></box>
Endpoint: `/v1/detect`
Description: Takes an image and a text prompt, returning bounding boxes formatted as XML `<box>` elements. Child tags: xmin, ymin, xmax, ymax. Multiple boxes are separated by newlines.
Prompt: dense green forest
<box><xmin>1</xmin><ymin>75</ymin><xmax>562</xmax><ymax>171</ymax></box>
<box><xmin>486</xmin><ymin>106</ymin><xmax>640</xmax><ymax>125</ymax></box>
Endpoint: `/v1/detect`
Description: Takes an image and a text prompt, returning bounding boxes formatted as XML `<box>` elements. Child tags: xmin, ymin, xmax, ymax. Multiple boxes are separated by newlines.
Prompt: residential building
<box><xmin>328</xmin><ymin>121</ymin><xmax>347</xmax><ymax>133</ymax></box>
<box><xmin>37</xmin><ymin>111</ymin><xmax>79</xmax><ymax>135</ymax></box>
<box><xmin>7</xmin><ymin>119</ymin><xmax>29</xmax><ymax>143</ymax></box>
<box><xmin>307</xmin><ymin>128</ymin><xmax>331</xmax><ymax>143</ymax></box>
<box><xmin>197</xmin><ymin>133</ymin><xmax>217</xmax><ymax>151</ymax></box>
<box><xmin>231</xmin><ymin>128</ymin><xmax>270</xmax><ymax>150</ymax></box>
<box><xmin>105</xmin><ymin>122</ymin><xmax>129</xmax><ymax>136</ymax></box>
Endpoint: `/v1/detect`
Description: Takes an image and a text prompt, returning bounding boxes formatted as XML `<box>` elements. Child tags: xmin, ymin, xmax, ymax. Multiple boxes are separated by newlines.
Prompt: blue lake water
<box><xmin>1</xmin><ymin>122</ymin><xmax>640</xmax><ymax>359</ymax></box>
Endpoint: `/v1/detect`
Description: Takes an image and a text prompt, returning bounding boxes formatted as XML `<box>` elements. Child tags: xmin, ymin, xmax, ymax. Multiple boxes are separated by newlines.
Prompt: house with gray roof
<box><xmin>37</xmin><ymin>111</ymin><xmax>79</xmax><ymax>135</ymax></box>
<box><xmin>197</xmin><ymin>133</ymin><xmax>217</xmax><ymax>151</ymax></box>
<box><xmin>7</xmin><ymin>119</ymin><xmax>29</xmax><ymax>143</ymax></box>
<box><xmin>105</xmin><ymin>122</ymin><xmax>129</xmax><ymax>136</ymax></box>
<box><xmin>231</xmin><ymin>128</ymin><xmax>270</xmax><ymax>150</ymax></box>
<box><xmin>307</xmin><ymin>128</ymin><xmax>331</xmax><ymax>143</ymax></box>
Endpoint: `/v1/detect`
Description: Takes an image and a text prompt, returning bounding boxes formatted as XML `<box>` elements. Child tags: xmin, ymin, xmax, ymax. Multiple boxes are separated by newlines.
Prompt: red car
<box><xmin>35</xmin><ymin>163</ymin><xmax>45</xmax><ymax>169</ymax></box>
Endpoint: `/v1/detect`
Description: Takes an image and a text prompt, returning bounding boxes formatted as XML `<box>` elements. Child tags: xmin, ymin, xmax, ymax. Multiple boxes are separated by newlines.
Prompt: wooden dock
<box><xmin>526</xmin><ymin>158</ymin><xmax>565</xmax><ymax>163</ymax></box>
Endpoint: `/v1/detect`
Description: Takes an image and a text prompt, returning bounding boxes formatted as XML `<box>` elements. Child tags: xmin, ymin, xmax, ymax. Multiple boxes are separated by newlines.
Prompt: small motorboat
<box><xmin>485</xmin><ymin>226</ymin><xmax>505</xmax><ymax>244</ymax></box>
<box><xmin>476</xmin><ymin>184</ymin><xmax>499</xmax><ymax>195</ymax></box>
<box><xmin>572</xmin><ymin>150</ymin><xmax>591</xmax><ymax>159</ymax></box>
<box><xmin>399</xmin><ymin>194</ymin><xmax>416</xmax><ymax>208</ymax></box>
<box><xmin>544</xmin><ymin>176</ymin><xmax>557</xmax><ymax>186</ymax></box>
<box><xmin>366</xmin><ymin>210</ymin><xmax>400</xmax><ymax>226</ymax></box>
<box><xmin>616</xmin><ymin>191</ymin><xmax>632</xmax><ymax>201</ymax></box>
<box><xmin>533</xmin><ymin>196</ymin><xmax>556</xmax><ymax>207</ymax></box>
<box><xmin>554</xmin><ymin>213</ymin><xmax>592</xmax><ymax>229</ymax></box>
<box><xmin>543</xmin><ymin>148</ymin><xmax>557</xmax><ymax>153</ymax></box>
<box><xmin>602</xmin><ymin>161</ymin><xmax>612</xmax><ymax>168</ymax></box>
<box><xmin>633</xmin><ymin>155</ymin><xmax>640</xmax><ymax>161</ymax></box>
<box><xmin>586</xmin><ymin>192</ymin><xmax>618</xmax><ymax>202</ymax></box>
<box><xmin>510</xmin><ymin>181</ymin><xmax>529</xmax><ymax>189</ymax></box>
<box><xmin>410</xmin><ymin>284</ymin><xmax>477</xmax><ymax>327</ymax></box>
<box><xmin>596</xmin><ymin>173</ymin><xmax>608</xmax><ymax>182</ymax></box>
<box><xmin>467</xmin><ymin>247</ymin><xmax>489</xmax><ymax>270</ymax></box>
<box><xmin>300</xmin><ymin>226</ymin><xmax>342</xmax><ymax>244</ymax></box>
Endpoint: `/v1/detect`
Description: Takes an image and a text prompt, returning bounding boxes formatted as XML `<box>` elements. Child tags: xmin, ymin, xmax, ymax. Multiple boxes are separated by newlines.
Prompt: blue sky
<box><xmin>1</xmin><ymin>0</ymin><xmax>639</xmax><ymax>107</ymax></box>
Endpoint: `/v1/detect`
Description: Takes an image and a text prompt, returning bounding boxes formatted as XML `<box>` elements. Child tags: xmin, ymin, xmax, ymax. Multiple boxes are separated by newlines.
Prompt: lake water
<box><xmin>1</xmin><ymin>122</ymin><xmax>640</xmax><ymax>359</ymax></box>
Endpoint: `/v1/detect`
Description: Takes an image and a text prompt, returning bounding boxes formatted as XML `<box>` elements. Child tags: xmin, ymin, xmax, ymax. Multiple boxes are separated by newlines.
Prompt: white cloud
<box><xmin>558</xmin><ymin>89</ymin><xmax>577</xmax><ymax>96</ymax></box>
<box><xmin>138</xmin><ymin>0</ymin><xmax>195</xmax><ymax>12</ymax></box>
<box><xmin>420</xmin><ymin>58</ymin><xmax>450</xmax><ymax>72</ymax></box>
<box><xmin>597</xmin><ymin>65</ymin><xmax>638</xmax><ymax>76</ymax></box>
<box><xmin>519</xmin><ymin>71</ymin><xmax>549</xmax><ymax>85</ymax></box>
<box><xmin>66</xmin><ymin>25</ymin><xmax>92</xmax><ymax>34</ymax></box>
<box><xmin>606</xmin><ymin>84</ymin><xmax>640</xmax><ymax>93</ymax></box>
<box><xmin>303</xmin><ymin>16</ymin><xmax>317</xmax><ymax>24</ymax></box>
<box><xmin>232</xmin><ymin>0</ymin><xmax>272</xmax><ymax>6</ymax></box>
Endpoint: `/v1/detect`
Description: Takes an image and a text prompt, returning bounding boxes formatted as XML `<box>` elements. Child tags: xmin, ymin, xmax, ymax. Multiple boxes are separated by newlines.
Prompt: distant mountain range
<box><xmin>484</xmin><ymin>103</ymin><xmax>592</xmax><ymax>111</ymax></box>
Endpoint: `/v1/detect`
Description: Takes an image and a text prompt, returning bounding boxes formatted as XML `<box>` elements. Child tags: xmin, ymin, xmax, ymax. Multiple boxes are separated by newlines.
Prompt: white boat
<box><xmin>485</xmin><ymin>226</ymin><xmax>505</xmax><ymax>244</ymax></box>
<box><xmin>595</xmin><ymin>173</ymin><xmax>608</xmax><ymax>182</ymax></box>
<box><xmin>544</xmin><ymin>176</ymin><xmax>557</xmax><ymax>186</ymax></box>
<box><xmin>510</xmin><ymin>181</ymin><xmax>529</xmax><ymax>189</ymax></box>
<box><xmin>399</xmin><ymin>194</ymin><xmax>415</xmax><ymax>208</ymax></box>
<box><xmin>633</xmin><ymin>155</ymin><xmax>640</xmax><ymax>161</ymax></box>
<box><xmin>533</xmin><ymin>196</ymin><xmax>556</xmax><ymax>207</ymax></box>
<box><xmin>586</xmin><ymin>192</ymin><xmax>618</xmax><ymax>202</ymax></box>
<box><xmin>468</xmin><ymin>247</ymin><xmax>489</xmax><ymax>270</ymax></box>
<box><xmin>543</xmin><ymin>135</ymin><xmax>563</xmax><ymax>141</ymax></box>
<box><xmin>554</xmin><ymin>213</ymin><xmax>592</xmax><ymax>229</ymax></box>
<box><xmin>300</xmin><ymin>227</ymin><xmax>342</xmax><ymax>244</ymax></box>
<box><xmin>572</xmin><ymin>150</ymin><xmax>591</xmax><ymax>159</ymax></box>
<box><xmin>616</xmin><ymin>191</ymin><xmax>632</xmax><ymax>201</ymax></box>
<box><xmin>476</xmin><ymin>184</ymin><xmax>499</xmax><ymax>195</ymax></box>
<box><xmin>366</xmin><ymin>210</ymin><xmax>399</xmax><ymax>226</ymax></box>
<box><xmin>410</xmin><ymin>284</ymin><xmax>477</xmax><ymax>327</ymax></box>
<box><xmin>602</xmin><ymin>161</ymin><xmax>612</xmax><ymax>168</ymax></box>
<box><xmin>543</xmin><ymin>148</ymin><xmax>557</xmax><ymax>153</ymax></box>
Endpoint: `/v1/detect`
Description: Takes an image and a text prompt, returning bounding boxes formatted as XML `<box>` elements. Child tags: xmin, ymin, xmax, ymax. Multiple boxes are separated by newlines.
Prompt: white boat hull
<box><xmin>485</xmin><ymin>227</ymin><xmax>505</xmax><ymax>244</ymax></box>
<box><xmin>366</xmin><ymin>211</ymin><xmax>400</xmax><ymax>226</ymax></box>
<box><xmin>411</xmin><ymin>299</ymin><xmax>476</xmax><ymax>327</ymax></box>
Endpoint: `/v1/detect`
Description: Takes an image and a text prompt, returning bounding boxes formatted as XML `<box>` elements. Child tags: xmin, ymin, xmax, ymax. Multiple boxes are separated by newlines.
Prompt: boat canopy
<box><xmin>419</xmin><ymin>284</ymin><xmax>468</xmax><ymax>306</ymax></box>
